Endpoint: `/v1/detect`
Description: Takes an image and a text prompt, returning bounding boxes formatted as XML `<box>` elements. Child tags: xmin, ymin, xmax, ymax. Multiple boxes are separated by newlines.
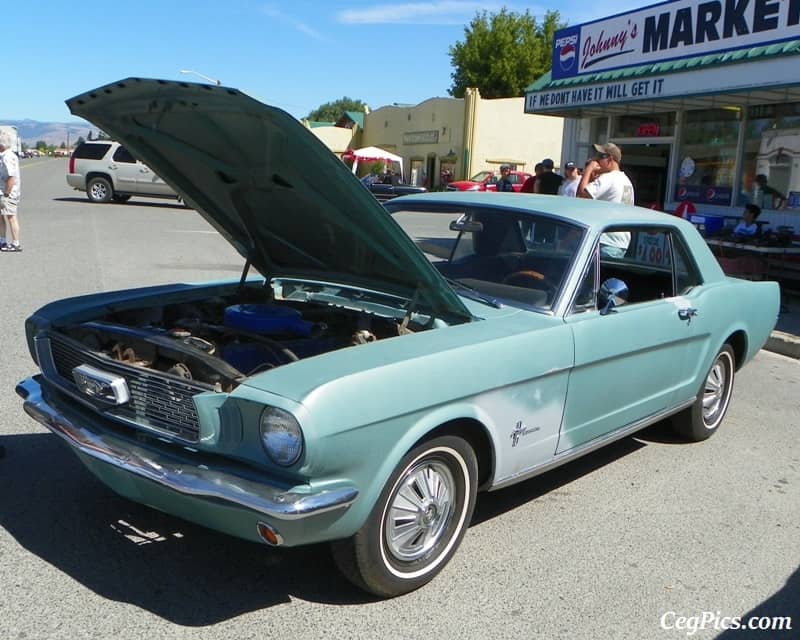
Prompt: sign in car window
<box><xmin>634</xmin><ymin>231</ymin><xmax>672</xmax><ymax>268</ymax></box>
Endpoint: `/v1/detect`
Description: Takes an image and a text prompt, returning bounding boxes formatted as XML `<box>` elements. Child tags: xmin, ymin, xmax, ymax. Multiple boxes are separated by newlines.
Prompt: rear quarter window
<box><xmin>112</xmin><ymin>146</ymin><xmax>137</xmax><ymax>163</ymax></box>
<box><xmin>73</xmin><ymin>143</ymin><xmax>111</xmax><ymax>160</ymax></box>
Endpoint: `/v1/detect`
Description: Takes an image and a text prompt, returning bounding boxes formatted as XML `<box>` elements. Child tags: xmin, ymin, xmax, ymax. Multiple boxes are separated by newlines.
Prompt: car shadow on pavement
<box><xmin>0</xmin><ymin>433</ymin><xmax>377</xmax><ymax>624</ymax></box>
<box><xmin>1</xmin><ymin>429</ymin><xmax>652</xmax><ymax>622</ymax></box>
<box><xmin>52</xmin><ymin>197</ymin><xmax>189</xmax><ymax>211</ymax></box>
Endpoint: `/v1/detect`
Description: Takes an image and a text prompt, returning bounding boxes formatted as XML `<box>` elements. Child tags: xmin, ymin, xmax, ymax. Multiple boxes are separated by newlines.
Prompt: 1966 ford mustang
<box><xmin>17</xmin><ymin>78</ymin><xmax>780</xmax><ymax>598</ymax></box>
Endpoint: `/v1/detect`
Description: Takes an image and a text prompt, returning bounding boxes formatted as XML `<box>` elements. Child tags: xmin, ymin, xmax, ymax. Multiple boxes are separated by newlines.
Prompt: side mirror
<box><xmin>449</xmin><ymin>216</ymin><xmax>483</xmax><ymax>233</ymax></box>
<box><xmin>598</xmin><ymin>278</ymin><xmax>629</xmax><ymax>315</ymax></box>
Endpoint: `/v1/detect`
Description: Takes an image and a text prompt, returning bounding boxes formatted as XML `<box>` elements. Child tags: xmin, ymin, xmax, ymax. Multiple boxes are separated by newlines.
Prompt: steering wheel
<box><xmin>502</xmin><ymin>269</ymin><xmax>557</xmax><ymax>293</ymax></box>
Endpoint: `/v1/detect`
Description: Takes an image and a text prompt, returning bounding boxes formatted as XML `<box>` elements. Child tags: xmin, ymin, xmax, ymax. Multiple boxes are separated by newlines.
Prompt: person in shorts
<box><xmin>0</xmin><ymin>130</ymin><xmax>22</xmax><ymax>252</ymax></box>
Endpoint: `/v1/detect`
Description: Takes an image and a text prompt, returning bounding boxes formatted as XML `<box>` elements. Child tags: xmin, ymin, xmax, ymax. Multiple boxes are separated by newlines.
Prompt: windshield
<box><xmin>469</xmin><ymin>171</ymin><xmax>494</xmax><ymax>183</ymax></box>
<box><xmin>389</xmin><ymin>205</ymin><xmax>585</xmax><ymax>310</ymax></box>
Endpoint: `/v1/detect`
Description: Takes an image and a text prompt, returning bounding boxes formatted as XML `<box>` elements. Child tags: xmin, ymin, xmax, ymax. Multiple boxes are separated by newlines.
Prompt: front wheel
<box><xmin>671</xmin><ymin>344</ymin><xmax>735</xmax><ymax>441</ymax></box>
<box><xmin>86</xmin><ymin>176</ymin><xmax>113</xmax><ymax>203</ymax></box>
<box><xmin>332</xmin><ymin>435</ymin><xmax>478</xmax><ymax>597</ymax></box>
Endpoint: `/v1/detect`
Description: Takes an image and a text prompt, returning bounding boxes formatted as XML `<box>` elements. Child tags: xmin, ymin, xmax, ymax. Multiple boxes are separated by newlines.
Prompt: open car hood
<box><xmin>66</xmin><ymin>78</ymin><xmax>471</xmax><ymax>324</ymax></box>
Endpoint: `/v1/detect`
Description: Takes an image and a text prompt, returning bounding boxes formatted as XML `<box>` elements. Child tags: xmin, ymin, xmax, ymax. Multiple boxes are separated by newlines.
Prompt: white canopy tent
<box><xmin>345</xmin><ymin>146</ymin><xmax>404</xmax><ymax>179</ymax></box>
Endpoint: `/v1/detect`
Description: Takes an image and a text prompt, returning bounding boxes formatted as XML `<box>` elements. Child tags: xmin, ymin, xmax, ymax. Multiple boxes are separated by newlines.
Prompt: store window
<box><xmin>611</xmin><ymin>112</ymin><xmax>675</xmax><ymax>138</ymax></box>
<box><xmin>738</xmin><ymin>102</ymin><xmax>800</xmax><ymax>209</ymax></box>
<box><xmin>590</xmin><ymin>117</ymin><xmax>609</xmax><ymax>145</ymax></box>
<box><xmin>675</xmin><ymin>108</ymin><xmax>740</xmax><ymax>206</ymax></box>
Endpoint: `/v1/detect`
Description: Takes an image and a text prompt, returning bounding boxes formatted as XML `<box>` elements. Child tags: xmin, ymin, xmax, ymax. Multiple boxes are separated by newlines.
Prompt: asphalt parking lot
<box><xmin>1</xmin><ymin>158</ymin><xmax>798</xmax><ymax>640</ymax></box>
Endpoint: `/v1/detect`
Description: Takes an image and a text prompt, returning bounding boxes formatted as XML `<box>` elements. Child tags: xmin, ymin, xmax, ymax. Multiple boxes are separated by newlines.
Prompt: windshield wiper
<box><xmin>445</xmin><ymin>278</ymin><xmax>502</xmax><ymax>308</ymax></box>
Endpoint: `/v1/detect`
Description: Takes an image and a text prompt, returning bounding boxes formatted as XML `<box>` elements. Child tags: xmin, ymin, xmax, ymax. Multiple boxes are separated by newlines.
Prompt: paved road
<box><xmin>1</xmin><ymin>160</ymin><xmax>798</xmax><ymax>640</ymax></box>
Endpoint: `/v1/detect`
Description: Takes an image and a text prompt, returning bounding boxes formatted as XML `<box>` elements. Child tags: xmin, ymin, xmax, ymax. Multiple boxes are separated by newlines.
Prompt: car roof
<box><xmin>387</xmin><ymin>191</ymin><xmax>687</xmax><ymax>231</ymax></box>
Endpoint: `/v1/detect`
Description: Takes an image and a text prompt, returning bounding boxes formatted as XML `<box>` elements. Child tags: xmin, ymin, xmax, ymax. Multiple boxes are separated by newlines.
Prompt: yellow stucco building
<box><xmin>307</xmin><ymin>88</ymin><xmax>563</xmax><ymax>189</ymax></box>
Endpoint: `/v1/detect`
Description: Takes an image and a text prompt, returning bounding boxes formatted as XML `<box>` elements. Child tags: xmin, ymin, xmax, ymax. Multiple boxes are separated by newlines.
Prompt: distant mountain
<box><xmin>0</xmin><ymin>118</ymin><xmax>96</xmax><ymax>147</ymax></box>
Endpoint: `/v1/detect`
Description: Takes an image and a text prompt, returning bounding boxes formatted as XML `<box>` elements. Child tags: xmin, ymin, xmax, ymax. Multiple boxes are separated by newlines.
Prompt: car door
<box><xmin>110</xmin><ymin>145</ymin><xmax>140</xmax><ymax>193</ymax></box>
<box><xmin>113</xmin><ymin>145</ymin><xmax>174</xmax><ymax>196</ymax></box>
<box><xmin>558</xmin><ymin>227</ymin><xmax>698</xmax><ymax>453</ymax></box>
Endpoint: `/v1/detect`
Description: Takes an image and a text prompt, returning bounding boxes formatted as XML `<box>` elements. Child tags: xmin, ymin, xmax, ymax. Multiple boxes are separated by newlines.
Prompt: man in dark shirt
<box><xmin>535</xmin><ymin>158</ymin><xmax>563</xmax><ymax>195</ymax></box>
<box><xmin>496</xmin><ymin>165</ymin><xmax>515</xmax><ymax>192</ymax></box>
<box><xmin>520</xmin><ymin>163</ymin><xmax>543</xmax><ymax>193</ymax></box>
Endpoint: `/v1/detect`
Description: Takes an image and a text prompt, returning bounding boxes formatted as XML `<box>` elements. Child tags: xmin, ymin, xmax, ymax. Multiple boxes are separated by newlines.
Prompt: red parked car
<box><xmin>446</xmin><ymin>169</ymin><xmax>532</xmax><ymax>192</ymax></box>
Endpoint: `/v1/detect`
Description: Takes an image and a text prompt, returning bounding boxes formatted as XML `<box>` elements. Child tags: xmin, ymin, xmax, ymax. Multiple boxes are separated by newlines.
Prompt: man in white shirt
<box><xmin>0</xmin><ymin>130</ymin><xmax>22</xmax><ymax>252</ymax></box>
<box><xmin>577</xmin><ymin>142</ymin><xmax>635</xmax><ymax>257</ymax></box>
<box><xmin>557</xmin><ymin>161</ymin><xmax>580</xmax><ymax>197</ymax></box>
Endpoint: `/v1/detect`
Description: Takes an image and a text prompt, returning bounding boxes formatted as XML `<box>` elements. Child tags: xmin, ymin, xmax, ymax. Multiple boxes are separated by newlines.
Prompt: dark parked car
<box><xmin>360</xmin><ymin>174</ymin><xmax>426</xmax><ymax>202</ymax></box>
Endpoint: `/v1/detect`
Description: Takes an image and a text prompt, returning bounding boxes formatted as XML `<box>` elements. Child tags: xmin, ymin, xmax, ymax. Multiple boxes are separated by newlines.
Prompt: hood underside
<box><xmin>66</xmin><ymin>77</ymin><xmax>471</xmax><ymax>324</ymax></box>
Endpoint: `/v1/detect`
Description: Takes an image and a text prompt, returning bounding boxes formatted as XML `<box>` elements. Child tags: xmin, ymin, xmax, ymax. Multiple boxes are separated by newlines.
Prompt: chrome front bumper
<box><xmin>16</xmin><ymin>376</ymin><xmax>358</xmax><ymax>521</ymax></box>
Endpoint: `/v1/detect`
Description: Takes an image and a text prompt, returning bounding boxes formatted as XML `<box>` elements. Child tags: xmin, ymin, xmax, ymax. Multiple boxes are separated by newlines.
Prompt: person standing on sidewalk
<box><xmin>577</xmin><ymin>142</ymin><xmax>634</xmax><ymax>205</ymax></box>
<box><xmin>578</xmin><ymin>142</ymin><xmax>635</xmax><ymax>257</ymax></box>
<box><xmin>0</xmin><ymin>130</ymin><xmax>22</xmax><ymax>252</ymax></box>
<box><xmin>557</xmin><ymin>161</ymin><xmax>580</xmax><ymax>197</ymax></box>
<box><xmin>535</xmin><ymin>158</ymin><xmax>563</xmax><ymax>195</ymax></box>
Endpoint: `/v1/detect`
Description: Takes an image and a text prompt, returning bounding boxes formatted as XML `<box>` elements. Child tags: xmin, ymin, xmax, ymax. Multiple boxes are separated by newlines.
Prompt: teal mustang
<box><xmin>17</xmin><ymin>79</ymin><xmax>780</xmax><ymax>598</ymax></box>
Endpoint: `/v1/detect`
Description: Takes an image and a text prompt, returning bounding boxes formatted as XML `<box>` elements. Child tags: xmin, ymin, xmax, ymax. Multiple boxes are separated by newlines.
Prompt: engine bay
<box><xmin>57</xmin><ymin>288</ymin><xmax>422</xmax><ymax>392</ymax></box>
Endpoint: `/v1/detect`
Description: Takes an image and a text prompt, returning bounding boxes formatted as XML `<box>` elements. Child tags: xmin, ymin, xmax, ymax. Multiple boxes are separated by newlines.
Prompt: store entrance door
<box><xmin>615</xmin><ymin>143</ymin><xmax>671</xmax><ymax>210</ymax></box>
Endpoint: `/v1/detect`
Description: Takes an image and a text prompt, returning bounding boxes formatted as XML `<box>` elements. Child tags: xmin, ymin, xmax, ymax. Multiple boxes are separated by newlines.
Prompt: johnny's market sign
<box><xmin>525</xmin><ymin>55</ymin><xmax>798</xmax><ymax>112</ymax></box>
<box><xmin>551</xmin><ymin>0</ymin><xmax>800</xmax><ymax>80</ymax></box>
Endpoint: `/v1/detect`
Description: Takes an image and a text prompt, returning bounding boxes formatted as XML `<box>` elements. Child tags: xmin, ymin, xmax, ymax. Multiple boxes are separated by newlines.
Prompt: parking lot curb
<box><xmin>765</xmin><ymin>331</ymin><xmax>800</xmax><ymax>360</ymax></box>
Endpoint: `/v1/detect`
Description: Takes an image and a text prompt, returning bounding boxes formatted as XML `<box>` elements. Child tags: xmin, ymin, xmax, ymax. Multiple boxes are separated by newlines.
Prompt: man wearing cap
<box><xmin>558</xmin><ymin>161</ymin><xmax>580</xmax><ymax>197</ymax></box>
<box><xmin>535</xmin><ymin>158</ymin><xmax>563</xmax><ymax>195</ymax></box>
<box><xmin>578</xmin><ymin>142</ymin><xmax>635</xmax><ymax>258</ymax></box>
<box><xmin>577</xmin><ymin>142</ymin><xmax>634</xmax><ymax>205</ymax></box>
<box><xmin>496</xmin><ymin>165</ymin><xmax>515</xmax><ymax>192</ymax></box>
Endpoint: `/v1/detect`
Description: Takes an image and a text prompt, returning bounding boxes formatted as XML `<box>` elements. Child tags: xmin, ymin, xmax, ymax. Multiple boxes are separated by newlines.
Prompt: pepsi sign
<box><xmin>552</xmin><ymin>28</ymin><xmax>580</xmax><ymax>79</ymax></box>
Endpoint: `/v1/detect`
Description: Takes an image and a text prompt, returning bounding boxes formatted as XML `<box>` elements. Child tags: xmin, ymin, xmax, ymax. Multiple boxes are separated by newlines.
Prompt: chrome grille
<box><xmin>47</xmin><ymin>333</ymin><xmax>214</xmax><ymax>442</ymax></box>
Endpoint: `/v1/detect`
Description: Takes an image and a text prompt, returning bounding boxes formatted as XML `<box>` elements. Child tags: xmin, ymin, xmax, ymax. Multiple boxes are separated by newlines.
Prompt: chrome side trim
<box><xmin>490</xmin><ymin>398</ymin><xmax>696</xmax><ymax>491</ymax></box>
<box><xmin>16</xmin><ymin>376</ymin><xmax>358</xmax><ymax>521</ymax></box>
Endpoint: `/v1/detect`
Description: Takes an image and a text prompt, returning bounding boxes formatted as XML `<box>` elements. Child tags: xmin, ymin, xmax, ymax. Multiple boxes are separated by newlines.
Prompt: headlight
<box><xmin>259</xmin><ymin>406</ymin><xmax>304</xmax><ymax>466</ymax></box>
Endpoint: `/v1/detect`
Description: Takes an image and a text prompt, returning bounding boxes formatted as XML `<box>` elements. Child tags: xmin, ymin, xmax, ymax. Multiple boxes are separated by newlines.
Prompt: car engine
<box><xmin>57</xmin><ymin>293</ymin><xmax>413</xmax><ymax>392</ymax></box>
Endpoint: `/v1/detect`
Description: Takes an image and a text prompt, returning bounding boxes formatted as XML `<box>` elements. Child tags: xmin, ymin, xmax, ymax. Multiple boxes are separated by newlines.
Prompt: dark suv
<box><xmin>67</xmin><ymin>140</ymin><xmax>180</xmax><ymax>203</ymax></box>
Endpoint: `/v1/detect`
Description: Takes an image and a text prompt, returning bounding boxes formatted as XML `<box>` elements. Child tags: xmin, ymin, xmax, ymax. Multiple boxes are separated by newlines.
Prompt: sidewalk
<box><xmin>766</xmin><ymin>292</ymin><xmax>800</xmax><ymax>359</ymax></box>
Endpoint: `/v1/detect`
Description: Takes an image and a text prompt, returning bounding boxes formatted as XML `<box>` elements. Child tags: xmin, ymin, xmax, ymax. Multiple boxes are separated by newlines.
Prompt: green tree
<box><xmin>307</xmin><ymin>97</ymin><xmax>368</xmax><ymax>122</ymax></box>
<box><xmin>448</xmin><ymin>9</ymin><xmax>565</xmax><ymax>98</ymax></box>
<box><xmin>75</xmin><ymin>136</ymin><xmax>85</xmax><ymax>147</ymax></box>
<box><xmin>35</xmin><ymin>140</ymin><xmax>48</xmax><ymax>151</ymax></box>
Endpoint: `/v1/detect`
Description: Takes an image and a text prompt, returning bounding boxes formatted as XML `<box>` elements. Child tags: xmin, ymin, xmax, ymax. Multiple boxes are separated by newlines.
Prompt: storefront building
<box><xmin>356</xmin><ymin>88</ymin><xmax>564</xmax><ymax>189</ymax></box>
<box><xmin>525</xmin><ymin>0</ymin><xmax>800</xmax><ymax>232</ymax></box>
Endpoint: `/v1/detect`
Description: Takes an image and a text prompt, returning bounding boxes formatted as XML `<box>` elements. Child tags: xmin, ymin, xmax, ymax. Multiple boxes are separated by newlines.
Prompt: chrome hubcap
<box><xmin>385</xmin><ymin>460</ymin><xmax>455</xmax><ymax>562</ymax></box>
<box><xmin>702</xmin><ymin>357</ymin><xmax>727</xmax><ymax>424</ymax></box>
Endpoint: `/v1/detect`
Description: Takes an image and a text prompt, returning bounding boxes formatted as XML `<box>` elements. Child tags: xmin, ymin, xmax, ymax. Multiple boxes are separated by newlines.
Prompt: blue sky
<box><xmin>7</xmin><ymin>1</ymin><xmax>648</xmax><ymax>123</ymax></box>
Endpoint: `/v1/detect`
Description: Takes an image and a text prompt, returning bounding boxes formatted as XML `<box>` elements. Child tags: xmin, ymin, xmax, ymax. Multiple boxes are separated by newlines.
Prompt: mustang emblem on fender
<box><xmin>510</xmin><ymin>421</ymin><xmax>540</xmax><ymax>447</ymax></box>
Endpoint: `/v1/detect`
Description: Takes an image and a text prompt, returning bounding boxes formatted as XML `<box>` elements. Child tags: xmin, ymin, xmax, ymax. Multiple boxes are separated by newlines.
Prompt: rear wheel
<box><xmin>332</xmin><ymin>435</ymin><xmax>477</xmax><ymax>597</ymax></box>
<box><xmin>86</xmin><ymin>176</ymin><xmax>113</xmax><ymax>203</ymax></box>
<box><xmin>671</xmin><ymin>344</ymin><xmax>735</xmax><ymax>441</ymax></box>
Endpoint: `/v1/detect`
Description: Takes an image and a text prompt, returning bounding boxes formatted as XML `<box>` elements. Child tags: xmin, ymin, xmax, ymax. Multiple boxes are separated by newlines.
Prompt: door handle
<box><xmin>678</xmin><ymin>307</ymin><xmax>698</xmax><ymax>321</ymax></box>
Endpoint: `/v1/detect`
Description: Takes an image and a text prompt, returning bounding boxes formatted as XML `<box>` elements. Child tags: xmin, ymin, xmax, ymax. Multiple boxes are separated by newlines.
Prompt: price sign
<box><xmin>635</xmin><ymin>231</ymin><xmax>671</xmax><ymax>267</ymax></box>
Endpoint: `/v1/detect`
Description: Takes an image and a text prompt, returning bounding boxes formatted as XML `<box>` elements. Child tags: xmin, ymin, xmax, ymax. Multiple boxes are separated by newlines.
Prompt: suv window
<box><xmin>73</xmin><ymin>143</ymin><xmax>111</xmax><ymax>160</ymax></box>
<box><xmin>112</xmin><ymin>146</ymin><xmax>137</xmax><ymax>164</ymax></box>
